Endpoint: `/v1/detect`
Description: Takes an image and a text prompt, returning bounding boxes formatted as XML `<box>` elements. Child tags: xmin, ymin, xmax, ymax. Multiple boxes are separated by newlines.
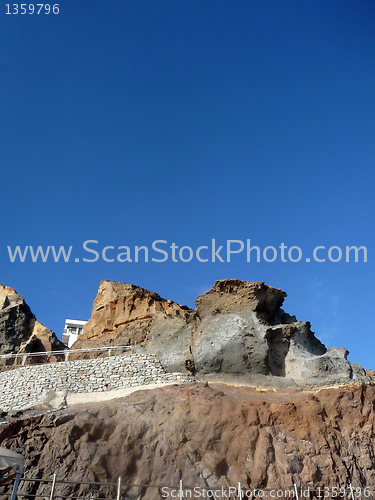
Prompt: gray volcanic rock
<box><xmin>191</xmin><ymin>311</ymin><xmax>270</xmax><ymax>375</ymax></box>
<box><xmin>0</xmin><ymin>285</ymin><xmax>66</xmax><ymax>362</ymax></box>
<box><xmin>0</xmin><ymin>285</ymin><xmax>34</xmax><ymax>354</ymax></box>
<box><xmin>73</xmin><ymin>279</ymin><xmax>369</xmax><ymax>387</ymax></box>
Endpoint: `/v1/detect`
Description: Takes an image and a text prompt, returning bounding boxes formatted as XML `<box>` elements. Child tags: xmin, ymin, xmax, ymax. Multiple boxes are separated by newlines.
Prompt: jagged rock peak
<box><xmin>0</xmin><ymin>283</ymin><xmax>66</xmax><ymax>359</ymax></box>
<box><xmin>93</xmin><ymin>280</ymin><xmax>193</xmax><ymax>311</ymax></box>
<box><xmin>0</xmin><ymin>284</ymin><xmax>28</xmax><ymax>310</ymax></box>
<box><xmin>0</xmin><ymin>284</ymin><xmax>35</xmax><ymax>355</ymax></box>
<box><xmin>71</xmin><ymin>280</ymin><xmax>193</xmax><ymax>352</ymax></box>
<box><xmin>94</xmin><ymin>281</ymin><xmax>165</xmax><ymax>310</ymax></box>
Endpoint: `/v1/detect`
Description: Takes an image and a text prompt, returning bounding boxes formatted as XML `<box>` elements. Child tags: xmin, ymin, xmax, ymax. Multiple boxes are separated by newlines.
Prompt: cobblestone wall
<box><xmin>0</xmin><ymin>353</ymin><xmax>194</xmax><ymax>412</ymax></box>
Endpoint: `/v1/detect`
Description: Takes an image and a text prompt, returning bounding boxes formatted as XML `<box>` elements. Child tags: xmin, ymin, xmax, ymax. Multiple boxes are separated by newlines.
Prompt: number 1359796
<box><xmin>6</xmin><ymin>4</ymin><xmax>59</xmax><ymax>14</ymax></box>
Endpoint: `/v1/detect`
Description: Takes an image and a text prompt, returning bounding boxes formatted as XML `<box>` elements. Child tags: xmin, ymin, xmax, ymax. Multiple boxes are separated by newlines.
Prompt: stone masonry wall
<box><xmin>0</xmin><ymin>353</ymin><xmax>194</xmax><ymax>413</ymax></box>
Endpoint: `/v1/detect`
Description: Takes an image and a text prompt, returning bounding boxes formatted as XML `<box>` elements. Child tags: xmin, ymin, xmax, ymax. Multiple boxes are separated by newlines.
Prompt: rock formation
<box><xmin>1</xmin><ymin>383</ymin><xmax>375</xmax><ymax>499</ymax></box>
<box><xmin>71</xmin><ymin>281</ymin><xmax>192</xmax><ymax>349</ymax></box>
<box><xmin>73</xmin><ymin>279</ymin><xmax>368</xmax><ymax>387</ymax></box>
<box><xmin>0</xmin><ymin>278</ymin><xmax>374</xmax><ymax>499</ymax></box>
<box><xmin>0</xmin><ymin>284</ymin><xmax>66</xmax><ymax>364</ymax></box>
<box><xmin>0</xmin><ymin>285</ymin><xmax>34</xmax><ymax>355</ymax></box>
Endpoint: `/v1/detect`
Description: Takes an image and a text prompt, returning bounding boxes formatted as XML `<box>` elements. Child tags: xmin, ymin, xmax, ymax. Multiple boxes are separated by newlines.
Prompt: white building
<box><xmin>62</xmin><ymin>319</ymin><xmax>87</xmax><ymax>348</ymax></box>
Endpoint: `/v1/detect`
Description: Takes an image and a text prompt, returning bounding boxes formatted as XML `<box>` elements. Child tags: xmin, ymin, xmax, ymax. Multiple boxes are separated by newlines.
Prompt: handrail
<box><xmin>0</xmin><ymin>345</ymin><xmax>132</xmax><ymax>360</ymax></box>
<box><xmin>0</xmin><ymin>345</ymin><xmax>133</xmax><ymax>368</ymax></box>
<box><xmin>0</xmin><ymin>476</ymin><xmax>361</xmax><ymax>500</ymax></box>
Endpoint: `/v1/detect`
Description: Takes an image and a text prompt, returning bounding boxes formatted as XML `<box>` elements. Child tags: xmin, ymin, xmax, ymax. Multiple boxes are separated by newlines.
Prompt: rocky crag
<box><xmin>1</xmin><ymin>278</ymin><xmax>374</xmax><ymax>500</ymax></box>
<box><xmin>72</xmin><ymin>279</ymin><xmax>369</xmax><ymax>387</ymax></box>
<box><xmin>0</xmin><ymin>284</ymin><xmax>66</xmax><ymax>364</ymax></box>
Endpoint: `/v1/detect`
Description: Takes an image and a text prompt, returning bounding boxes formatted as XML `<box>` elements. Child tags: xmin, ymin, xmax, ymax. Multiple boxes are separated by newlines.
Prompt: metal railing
<box><xmin>0</xmin><ymin>475</ymin><xmax>363</xmax><ymax>500</ymax></box>
<box><xmin>0</xmin><ymin>345</ymin><xmax>132</xmax><ymax>369</ymax></box>
<box><xmin>2</xmin><ymin>476</ymin><xmax>175</xmax><ymax>500</ymax></box>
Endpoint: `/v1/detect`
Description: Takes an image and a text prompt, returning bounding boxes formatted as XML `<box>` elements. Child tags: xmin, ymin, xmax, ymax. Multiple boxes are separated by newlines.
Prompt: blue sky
<box><xmin>1</xmin><ymin>1</ymin><xmax>374</xmax><ymax>368</ymax></box>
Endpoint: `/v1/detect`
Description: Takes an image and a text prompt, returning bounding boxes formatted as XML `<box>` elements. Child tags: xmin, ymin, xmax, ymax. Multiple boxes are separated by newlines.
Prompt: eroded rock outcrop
<box><xmin>0</xmin><ymin>284</ymin><xmax>66</xmax><ymax>363</ymax></box>
<box><xmin>72</xmin><ymin>281</ymin><xmax>192</xmax><ymax>351</ymax></box>
<box><xmin>0</xmin><ymin>285</ymin><xmax>34</xmax><ymax>355</ymax></box>
<box><xmin>72</xmin><ymin>279</ymin><xmax>369</xmax><ymax>387</ymax></box>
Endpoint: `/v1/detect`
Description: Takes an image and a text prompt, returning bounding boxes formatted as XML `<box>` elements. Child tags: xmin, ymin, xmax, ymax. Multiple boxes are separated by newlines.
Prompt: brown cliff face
<box><xmin>72</xmin><ymin>281</ymin><xmax>192</xmax><ymax>351</ymax></box>
<box><xmin>1</xmin><ymin>383</ymin><xmax>375</xmax><ymax>499</ymax></box>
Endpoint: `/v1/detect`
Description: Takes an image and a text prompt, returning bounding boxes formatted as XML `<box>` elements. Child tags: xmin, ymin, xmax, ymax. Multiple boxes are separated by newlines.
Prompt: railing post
<box><xmin>293</xmin><ymin>484</ymin><xmax>299</xmax><ymax>500</ymax></box>
<box><xmin>22</xmin><ymin>355</ymin><xmax>27</xmax><ymax>366</ymax></box>
<box><xmin>180</xmin><ymin>479</ymin><xmax>183</xmax><ymax>498</ymax></box>
<box><xmin>238</xmin><ymin>482</ymin><xmax>242</xmax><ymax>500</ymax></box>
<box><xmin>64</xmin><ymin>351</ymin><xmax>69</xmax><ymax>362</ymax></box>
<box><xmin>349</xmin><ymin>484</ymin><xmax>355</xmax><ymax>500</ymax></box>
<box><xmin>116</xmin><ymin>477</ymin><xmax>122</xmax><ymax>500</ymax></box>
<box><xmin>49</xmin><ymin>473</ymin><xmax>57</xmax><ymax>500</ymax></box>
<box><xmin>10</xmin><ymin>473</ymin><xmax>21</xmax><ymax>500</ymax></box>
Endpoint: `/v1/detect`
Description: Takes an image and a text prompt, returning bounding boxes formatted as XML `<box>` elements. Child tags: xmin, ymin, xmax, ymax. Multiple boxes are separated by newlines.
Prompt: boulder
<box><xmin>194</xmin><ymin>279</ymin><xmax>292</xmax><ymax>323</ymax></box>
